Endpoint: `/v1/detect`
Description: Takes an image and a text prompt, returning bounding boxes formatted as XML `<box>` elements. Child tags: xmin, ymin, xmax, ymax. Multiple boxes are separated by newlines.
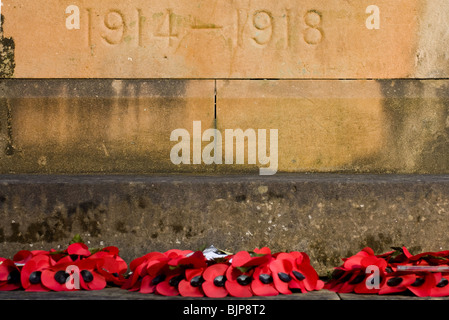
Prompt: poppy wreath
<box><xmin>325</xmin><ymin>246</ymin><xmax>449</xmax><ymax>297</ymax></box>
<box><xmin>0</xmin><ymin>235</ymin><xmax>128</xmax><ymax>292</ymax></box>
<box><xmin>122</xmin><ymin>246</ymin><xmax>324</xmax><ymax>297</ymax></box>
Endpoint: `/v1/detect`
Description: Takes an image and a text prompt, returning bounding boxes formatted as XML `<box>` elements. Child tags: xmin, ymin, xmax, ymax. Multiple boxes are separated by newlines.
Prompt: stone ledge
<box><xmin>0</xmin><ymin>287</ymin><xmax>446</xmax><ymax>300</ymax></box>
<box><xmin>1</xmin><ymin>174</ymin><xmax>449</xmax><ymax>275</ymax></box>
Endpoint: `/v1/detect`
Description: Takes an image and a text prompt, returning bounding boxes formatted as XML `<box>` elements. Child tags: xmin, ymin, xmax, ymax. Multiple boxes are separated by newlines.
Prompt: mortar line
<box><xmin>5</xmin><ymin>99</ymin><xmax>13</xmax><ymax>155</ymax></box>
<box><xmin>214</xmin><ymin>79</ymin><xmax>217</xmax><ymax>122</ymax></box>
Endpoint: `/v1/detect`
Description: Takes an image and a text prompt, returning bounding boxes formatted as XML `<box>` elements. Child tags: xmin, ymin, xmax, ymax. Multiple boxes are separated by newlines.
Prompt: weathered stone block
<box><xmin>217</xmin><ymin>79</ymin><xmax>449</xmax><ymax>174</ymax></box>
<box><xmin>1</xmin><ymin>79</ymin><xmax>449</xmax><ymax>174</ymax></box>
<box><xmin>3</xmin><ymin>0</ymin><xmax>447</xmax><ymax>78</ymax></box>
<box><xmin>0</xmin><ymin>79</ymin><xmax>215</xmax><ymax>173</ymax></box>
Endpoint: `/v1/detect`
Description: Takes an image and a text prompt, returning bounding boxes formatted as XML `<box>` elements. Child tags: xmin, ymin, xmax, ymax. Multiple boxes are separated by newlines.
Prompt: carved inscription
<box><xmin>101</xmin><ymin>10</ymin><xmax>126</xmax><ymax>45</ymax></box>
<box><xmin>6</xmin><ymin>1</ymin><xmax>407</xmax><ymax>78</ymax></box>
<box><xmin>75</xmin><ymin>7</ymin><xmax>326</xmax><ymax>49</ymax></box>
<box><xmin>251</xmin><ymin>10</ymin><xmax>273</xmax><ymax>46</ymax></box>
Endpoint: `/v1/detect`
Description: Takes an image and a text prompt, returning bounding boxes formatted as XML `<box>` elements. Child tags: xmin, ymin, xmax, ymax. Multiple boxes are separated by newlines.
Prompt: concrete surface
<box><xmin>1</xmin><ymin>174</ymin><xmax>449</xmax><ymax>275</ymax></box>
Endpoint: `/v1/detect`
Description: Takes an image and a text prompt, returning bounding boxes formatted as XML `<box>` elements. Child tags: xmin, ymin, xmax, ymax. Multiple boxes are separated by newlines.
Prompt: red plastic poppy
<box><xmin>430</xmin><ymin>273</ymin><xmax>449</xmax><ymax>297</ymax></box>
<box><xmin>292</xmin><ymin>252</ymin><xmax>324</xmax><ymax>293</ymax></box>
<box><xmin>153</xmin><ymin>251</ymin><xmax>208</xmax><ymax>296</ymax></box>
<box><xmin>251</xmin><ymin>264</ymin><xmax>278</xmax><ymax>296</ymax></box>
<box><xmin>126</xmin><ymin>249</ymin><xmax>198</xmax><ymax>295</ymax></box>
<box><xmin>168</xmin><ymin>251</ymin><xmax>208</xmax><ymax>270</ymax></box>
<box><xmin>89</xmin><ymin>250</ymin><xmax>128</xmax><ymax>286</ymax></box>
<box><xmin>138</xmin><ymin>256</ymin><xmax>181</xmax><ymax>295</ymax></box>
<box><xmin>231</xmin><ymin>250</ymin><xmax>271</xmax><ymax>269</ymax></box>
<box><xmin>41</xmin><ymin>260</ymin><xmax>77</xmax><ymax>291</ymax></box>
<box><xmin>13</xmin><ymin>249</ymin><xmax>50</xmax><ymax>266</ymax></box>
<box><xmin>225</xmin><ymin>264</ymin><xmax>254</xmax><ymax>297</ymax></box>
<box><xmin>21</xmin><ymin>254</ymin><xmax>52</xmax><ymax>292</ymax></box>
<box><xmin>342</xmin><ymin>247</ymin><xmax>376</xmax><ymax>270</ymax></box>
<box><xmin>76</xmin><ymin>258</ymin><xmax>107</xmax><ymax>291</ymax></box>
<box><xmin>405</xmin><ymin>272</ymin><xmax>436</xmax><ymax>297</ymax></box>
<box><xmin>136</xmin><ymin>257</ymin><xmax>171</xmax><ymax>294</ymax></box>
<box><xmin>41</xmin><ymin>258</ymin><xmax>107</xmax><ymax>291</ymax></box>
<box><xmin>64</xmin><ymin>242</ymin><xmax>91</xmax><ymax>262</ymax></box>
<box><xmin>136</xmin><ymin>260</ymin><xmax>170</xmax><ymax>293</ymax></box>
<box><xmin>326</xmin><ymin>247</ymin><xmax>390</xmax><ymax>294</ymax></box>
<box><xmin>379</xmin><ymin>272</ymin><xmax>416</xmax><ymax>295</ymax></box>
<box><xmin>324</xmin><ymin>268</ymin><xmax>353</xmax><ymax>292</ymax></box>
<box><xmin>202</xmin><ymin>263</ymin><xmax>229</xmax><ymax>298</ymax></box>
<box><xmin>154</xmin><ymin>270</ymin><xmax>184</xmax><ymax>296</ymax></box>
<box><xmin>0</xmin><ymin>258</ymin><xmax>22</xmax><ymax>291</ymax></box>
<box><xmin>407</xmin><ymin>251</ymin><xmax>449</xmax><ymax>265</ymax></box>
<box><xmin>178</xmin><ymin>268</ymin><xmax>206</xmax><ymax>297</ymax></box>
<box><xmin>352</xmin><ymin>255</ymin><xmax>388</xmax><ymax>294</ymax></box>
<box><xmin>269</xmin><ymin>256</ymin><xmax>294</xmax><ymax>295</ymax></box>
<box><xmin>122</xmin><ymin>252</ymin><xmax>166</xmax><ymax>291</ymax></box>
<box><xmin>269</xmin><ymin>252</ymin><xmax>323</xmax><ymax>295</ymax></box>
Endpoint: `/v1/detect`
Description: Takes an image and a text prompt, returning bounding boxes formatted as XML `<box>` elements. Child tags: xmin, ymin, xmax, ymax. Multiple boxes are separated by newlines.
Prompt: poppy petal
<box><xmin>178</xmin><ymin>279</ymin><xmax>204</xmax><ymax>297</ymax></box>
<box><xmin>66</xmin><ymin>243</ymin><xmax>91</xmax><ymax>256</ymax></box>
<box><xmin>202</xmin><ymin>281</ymin><xmax>228</xmax><ymax>298</ymax></box>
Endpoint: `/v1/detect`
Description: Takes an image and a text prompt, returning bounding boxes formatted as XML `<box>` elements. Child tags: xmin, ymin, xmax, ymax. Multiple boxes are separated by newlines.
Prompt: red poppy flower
<box><xmin>269</xmin><ymin>252</ymin><xmax>323</xmax><ymax>295</ymax></box>
<box><xmin>342</xmin><ymin>247</ymin><xmax>376</xmax><ymax>270</ymax></box>
<box><xmin>352</xmin><ymin>255</ymin><xmax>388</xmax><ymax>294</ymax></box>
<box><xmin>75</xmin><ymin>258</ymin><xmax>107</xmax><ymax>291</ymax></box>
<box><xmin>406</xmin><ymin>272</ymin><xmax>436</xmax><ymax>297</ymax></box>
<box><xmin>122</xmin><ymin>252</ymin><xmax>166</xmax><ymax>292</ymax></box>
<box><xmin>407</xmin><ymin>251</ymin><xmax>449</xmax><ymax>265</ymax></box>
<box><xmin>138</xmin><ymin>260</ymin><xmax>179</xmax><ymax>295</ymax></box>
<box><xmin>63</xmin><ymin>242</ymin><xmax>91</xmax><ymax>262</ymax></box>
<box><xmin>251</xmin><ymin>264</ymin><xmax>278</xmax><ymax>296</ymax></box>
<box><xmin>326</xmin><ymin>247</ymin><xmax>389</xmax><ymax>294</ymax></box>
<box><xmin>178</xmin><ymin>268</ymin><xmax>206</xmax><ymax>297</ymax></box>
<box><xmin>21</xmin><ymin>254</ymin><xmax>52</xmax><ymax>292</ymax></box>
<box><xmin>378</xmin><ymin>272</ymin><xmax>416</xmax><ymax>295</ymax></box>
<box><xmin>232</xmin><ymin>247</ymin><xmax>279</xmax><ymax>296</ymax></box>
<box><xmin>141</xmin><ymin>261</ymin><xmax>171</xmax><ymax>294</ymax></box>
<box><xmin>13</xmin><ymin>249</ymin><xmax>49</xmax><ymax>266</ymax></box>
<box><xmin>202</xmin><ymin>263</ymin><xmax>229</xmax><ymax>298</ymax></box>
<box><xmin>222</xmin><ymin>250</ymin><xmax>274</xmax><ymax>298</ymax></box>
<box><xmin>153</xmin><ymin>250</ymin><xmax>207</xmax><ymax>296</ymax></box>
<box><xmin>0</xmin><ymin>258</ymin><xmax>22</xmax><ymax>291</ymax></box>
<box><xmin>41</xmin><ymin>260</ymin><xmax>77</xmax><ymax>291</ymax></box>
<box><xmin>40</xmin><ymin>258</ymin><xmax>107</xmax><ymax>291</ymax></box>
<box><xmin>325</xmin><ymin>269</ymin><xmax>358</xmax><ymax>293</ymax></box>
<box><xmin>430</xmin><ymin>273</ymin><xmax>449</xmax><ymax>297</ymax></box>
<box><xmin>225</xmin><ymin>264</ymin><xmax>254</xmax><ymax>297</ymax></box>
<box><xmin>231</xmin><ymin>250</ymin><xmax>271</xmax><ymax>269</ymax></box>
<box><xmin>154</xmin><ymin>269</ymin><xmax>185</xmax><ymax>296</ymax></box>
<box><xmin>269</xmin><ymin>257</ymin><xmax>294</xmax><ymax>295</ymax></box>
<box><xmin>292</xmin><ymin>252</ymin><xmax>324</xmax><ymax>293</ymax></box>
<box><xmin>89</xmin><ymin>249</ymin><xmax>128</xmax><ymax>286</ymax></box>
<box><xmin>386</xmin><ymin>246</ymin><xmax>413</xmax><ymax>264</ymax></box>
<box><xmin>169</xmin><ymin>251</ymin><xmax>208</xmax><ymax>270</ymax></box>
<box><xmin>125</xmin><ymin>249</ymin><xmax>198</xmax><ymax>296</ymax></box>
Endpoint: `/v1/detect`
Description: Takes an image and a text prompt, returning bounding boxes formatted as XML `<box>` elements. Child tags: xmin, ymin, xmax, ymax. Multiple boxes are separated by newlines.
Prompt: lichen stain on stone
<box><xmin>6</xmin><ymin>215</ymin><xmax>70</xmax><ymax>244</ymax></box>
<box><xmin>0</xmin><ymin>15</ymin><xmax>15</xmax><ymax>78</ymax></box>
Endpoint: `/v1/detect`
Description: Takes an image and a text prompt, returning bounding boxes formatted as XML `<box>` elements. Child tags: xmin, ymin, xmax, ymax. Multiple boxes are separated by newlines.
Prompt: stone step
<box><xmin>0</xmin><ymin>174</ymin><xmax>448</xmax><ymax>275</ymax></box>
<box><xmin>2</xmin><ymin>0</ymin><xmax>449</xmax><ymax>78</ymax></box>
<box><xmin>1</xmin><ymin>79</ymin><xmax>449</xmax><ymax>174</ymax></box>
